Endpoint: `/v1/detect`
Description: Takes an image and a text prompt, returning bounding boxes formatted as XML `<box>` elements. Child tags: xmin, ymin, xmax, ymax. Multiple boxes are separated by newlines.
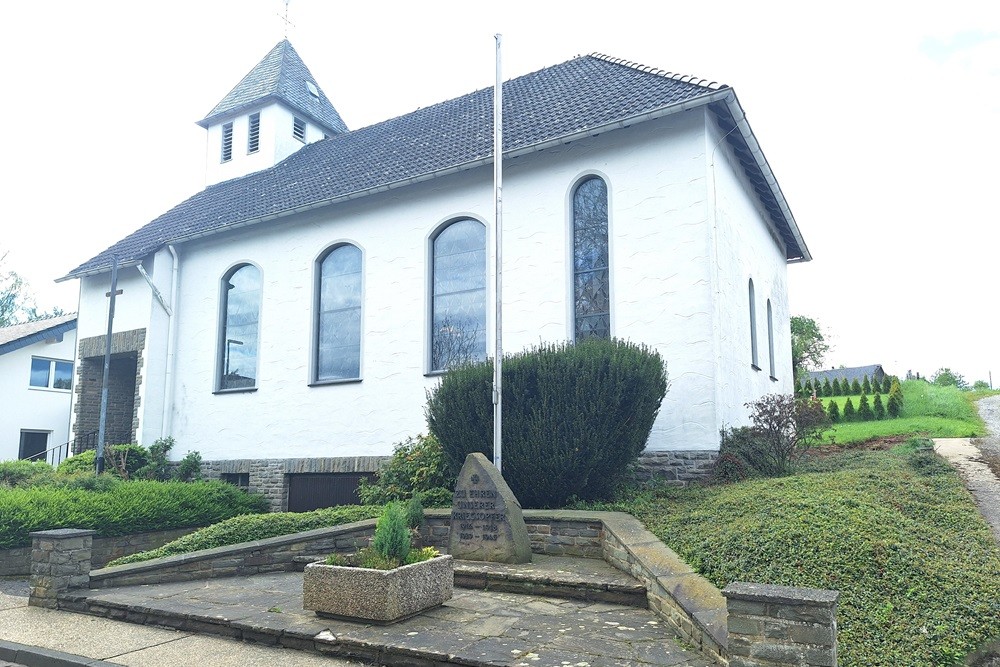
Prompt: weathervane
<box><xmin>278</xmin><ymin>0</ymin><xmax>295</xmax><ymax>38</ymax></box>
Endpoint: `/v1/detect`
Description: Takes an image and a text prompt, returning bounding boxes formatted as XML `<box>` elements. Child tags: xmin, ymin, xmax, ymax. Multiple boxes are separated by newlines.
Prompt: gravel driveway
<box><xmin>974</xmin><ymin>394</ymin><xmax>1000</xmax><ymax>477</ymax></box>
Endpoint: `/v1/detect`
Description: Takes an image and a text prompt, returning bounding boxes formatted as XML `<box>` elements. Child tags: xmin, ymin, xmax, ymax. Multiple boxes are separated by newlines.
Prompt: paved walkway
<box><xmin>934</xmin><ymin>438</ymin><xmax>1000</xmax><ymax>542</ymax></box>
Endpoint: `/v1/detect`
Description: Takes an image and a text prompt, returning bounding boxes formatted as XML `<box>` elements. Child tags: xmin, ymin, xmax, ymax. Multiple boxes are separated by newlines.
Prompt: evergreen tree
<box><xmin>843</xmin><ymin>397</ymin><xmax>857</xmax><ymax>422</ymax></box>
<box><xmin>887</xmin><ymin>379</ymin><xmax>904</xmax><ymax>418</ymax></box>
<box><xmin>850</xmin><ymin>379</ymin><xmax>862</xmax><ymax>395</ymax></box>
<box><xmin>873</xmin><ymin>393</ymin><xmax>886</xmax><ymax>420</ymax></box>
<box><xmin>862</xmin><ymin>375</ymin><xmax>872</xmax><ymax>394</ymax></box>
<box><xmin>822</xmin><ymin>378</ymin><xmax>833</xmax><ymax>397</ymax></box>
<box><xmin>831</xmin><ymin>378</ymin><xmax>842</xmax><ymax>396</ymax></box>
<box><xmin>858</xmin><ymin>392</ymin><xmax>873</xmax><ymax>421</ymax></box>
<box><xmin>827</xmin><ymin>399</ymin><xmax>840</xmax><ymax>423</ymax></box>
<box><xmin>882</xmin><ymin>376</ymin><xmax>892</xmax><ymax>394</ymax></box>
<box><xmin>795</xmin><ymin>379</ymin><xmax>804</xmax><ymax>397</ymax></box>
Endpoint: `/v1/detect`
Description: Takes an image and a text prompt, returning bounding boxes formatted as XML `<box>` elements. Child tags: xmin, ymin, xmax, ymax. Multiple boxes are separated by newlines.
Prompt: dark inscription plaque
<box><xmin>449</xmin><ymin>453</ymin><xmax>532</xmax><ymax>563</ymax></box>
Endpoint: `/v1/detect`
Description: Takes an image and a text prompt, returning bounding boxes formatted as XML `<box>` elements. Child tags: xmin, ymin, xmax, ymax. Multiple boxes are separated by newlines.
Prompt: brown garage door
<box><xmin>286</xmin><ymin>473</ymin><xmax>376</xmax><ymax>512</ymax></box>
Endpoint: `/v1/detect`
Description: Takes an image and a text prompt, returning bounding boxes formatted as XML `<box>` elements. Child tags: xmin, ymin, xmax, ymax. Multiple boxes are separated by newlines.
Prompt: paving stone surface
<box><xmin>81</xmin><ymin>566</ymin><xmax>716</xmax><ymax>666</ymax></box>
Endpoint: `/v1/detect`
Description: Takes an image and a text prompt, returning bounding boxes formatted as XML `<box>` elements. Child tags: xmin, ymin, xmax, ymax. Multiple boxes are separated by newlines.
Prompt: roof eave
<box><xmin>197</xmin><ymin>96</ymin><xmax>343</xmax><ymax>134</ymax></box>
<box><xmin>0</xmin><ymin>318</ymin><xmax>77</xmax><ymax>357</ymax></box>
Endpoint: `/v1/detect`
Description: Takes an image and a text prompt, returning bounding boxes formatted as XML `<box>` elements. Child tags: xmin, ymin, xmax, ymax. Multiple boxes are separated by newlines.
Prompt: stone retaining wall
<box><xmin>421</xmin><ymin>512</ymin><xmax>604</xmax><ymax>558</ymax></box>
<box><xmin>636</xmin><ymin>450</ymin><xmax>718</xmax><ymax>485</ymax></box>
<box><xmin>0</xmin><ymin>527</ymin><xmax>197</xmax><ymax>577</ymax></box>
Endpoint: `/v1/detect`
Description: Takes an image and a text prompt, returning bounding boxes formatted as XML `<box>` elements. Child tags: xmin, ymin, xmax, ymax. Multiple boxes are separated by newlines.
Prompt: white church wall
<box><xmin>159</xmin><ymin>109</ymin><xmax>724</xmax><ymax>460</ymax></box>
<box><xmin>0</xmin><ymin>332</ymin><xmax>76</xmax><ymax>461</ymax></box>
<box><xmin>705</xmin><ymin>114</ymin><xmax>794</xmax><ymax>436</ymax></box>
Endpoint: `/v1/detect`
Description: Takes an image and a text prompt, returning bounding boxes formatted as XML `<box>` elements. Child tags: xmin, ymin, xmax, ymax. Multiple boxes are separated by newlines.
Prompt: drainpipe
<box><xmin>162</xmin><ymin>245</ymin><xmax>179</xmax><ymax>438</ymax></box>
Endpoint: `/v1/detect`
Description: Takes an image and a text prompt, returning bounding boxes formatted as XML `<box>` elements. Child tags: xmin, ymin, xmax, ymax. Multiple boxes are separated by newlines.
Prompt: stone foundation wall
<box><xmin>421</xmin><ymin>512</ymin><xmax>604</xmax><ymax>558</ymax></box>
<box><xmin>636</xmin><ymin>450</ymin><xmax>718</xmax><ymax>485</ymax></box>
<box><xmin>0</xmin><ymin>527</ymin><xmax>199</xmax><ymax>576</ymax></box>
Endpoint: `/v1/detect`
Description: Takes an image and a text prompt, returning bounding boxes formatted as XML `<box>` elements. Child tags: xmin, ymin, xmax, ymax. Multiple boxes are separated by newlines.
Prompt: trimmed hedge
<box><xmin>0</xmin><ymin>480</ymin><xmax>268</xmax><ymax>549</ymax></box>
<box><xmin>426</xmin><ymin>338</ymin><xmax>667</xmax><ymax>508</ymax></box>
<box><xmin>109</xmin><ymin>504</ymin><xmax>380</xmax><ymax>565</ymax></box>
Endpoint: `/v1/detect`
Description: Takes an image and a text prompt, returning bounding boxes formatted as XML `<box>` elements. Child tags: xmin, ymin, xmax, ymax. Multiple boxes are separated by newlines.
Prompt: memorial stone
<box><xmin>449</xmin><ymin>453</ymin><xmax>532</xmax><ymax>563</ymax></box>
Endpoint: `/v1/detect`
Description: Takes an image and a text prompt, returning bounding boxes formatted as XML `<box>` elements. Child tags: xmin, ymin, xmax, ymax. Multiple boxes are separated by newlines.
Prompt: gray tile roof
<box><xmin>0</xmin><ymin>314</ymin><xmax>77</xmax><ymax>356</ymax></box>
<box><xmin>198</xmin><ymin>40</ymin><xmax>348</xmax><ymax>134</ymax></box>
<box><xmin>806</xmin><ymin>365</ymin><xmax>886</xmax><ymax>385</ymax></box>
<box><xmin>63</xmin><ymin>53</ymin><xmax>807</xmax><ymax>280</ymax></box>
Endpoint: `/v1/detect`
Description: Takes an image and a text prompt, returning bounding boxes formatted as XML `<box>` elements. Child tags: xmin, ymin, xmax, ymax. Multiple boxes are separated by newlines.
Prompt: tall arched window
<box><xmin>748</xmin><ymin>278</ymin><xmax>759</xmax><ymax>369</ymax></box>
<box><xmin>431</xmin><ymin>219</ymin><xmax>487</xmax><ymax>371</ymax></box>
<box><xmin>767</xmin><ymin>299</ymin><xmax>776</xmax><ymax>378</ymax></box>
<box><xmin>573</xmin><ymin>176</ymin><xmax>610</xmax><ymax>340</ymax></box>
<box><xmin>218</xmin><ymin>264</ymin><xmax>262</xmax><ymax>390</ymax></box>
<box><xmin>315</xmin><ymin>244</ymin><xmax>363</xmax><ymax>382</ymax></box>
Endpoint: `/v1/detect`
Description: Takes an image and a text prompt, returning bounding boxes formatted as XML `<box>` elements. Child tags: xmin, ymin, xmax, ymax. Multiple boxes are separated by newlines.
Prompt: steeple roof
<box><xmin>197</xmin><ymin>39</ymin><xmax>348</xmax><ymax>134</ymax></box>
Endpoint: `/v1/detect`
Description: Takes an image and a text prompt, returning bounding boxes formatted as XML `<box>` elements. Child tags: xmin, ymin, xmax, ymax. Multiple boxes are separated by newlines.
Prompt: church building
<box><xmin>59</xmin><ymin>41</ymin><xmax>810</xmax><ymax>510</ymax></box>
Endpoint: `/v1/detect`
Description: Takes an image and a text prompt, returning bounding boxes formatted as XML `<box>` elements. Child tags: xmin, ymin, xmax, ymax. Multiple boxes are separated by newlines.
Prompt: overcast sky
<box><xmin>2</xmin><ymin>1</ymin><xmax>998</xmax><ymax>384</ymax></box>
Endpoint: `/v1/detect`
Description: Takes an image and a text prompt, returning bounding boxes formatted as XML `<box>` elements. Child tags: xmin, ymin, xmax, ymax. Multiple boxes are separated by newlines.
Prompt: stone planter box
<box><xmin>302</xmin><ymin>555</ymin><xmax>453</xmax><ymax>624</ymax></box>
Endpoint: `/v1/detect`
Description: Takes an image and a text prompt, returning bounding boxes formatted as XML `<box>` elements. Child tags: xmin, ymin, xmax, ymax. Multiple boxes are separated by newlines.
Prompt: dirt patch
<box><xmin>805</xmin><ymin>435</ymin><xmax>913</xmax><ymax>458</ymax></box>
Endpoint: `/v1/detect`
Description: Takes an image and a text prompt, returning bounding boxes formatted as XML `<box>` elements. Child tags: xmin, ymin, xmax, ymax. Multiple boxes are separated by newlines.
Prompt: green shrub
<box><xmin>174</xmin><ymin>451</ymin><xmax>203</xmax><ymax>482</ymax></box>
<box><xmin>134</xmin><ymin>437</ymin><xmax>174</xmax><ymax>481</ymax></box>
<box><xmin>832</xmin><ymin>378</ymin><xmax>843</xmax><ymax>396</ymax></box>
<box><xmin>57</xmin><ymin>450</ymin><xmax>96</xmax><ymax>475</ymax></box>
<box><xmin>711</xmin><ymin>446</ymin><xmax>754</xmax><ymax>484</ymax></box>
<box><xmin>850</xmin><ymin>379</ymin><xmax>862</xmax><ymax>395</ymax></box>
<box><xmin>427</xmin><ymin>338</ymin><xmax>667</xmax><ymax>508</ymax></box>
<box><xmin>857</xmin><ymin>393</ymin><xmax>873</xmax><ymax>421</ymax></box>
<box><xmin>357</xmin><ymin>434</ymin><xmax>452</xmax><ymax>505</ymax></box>
<box><xmin>843</xmin><ymin>397</ymin><xmax>857</xmax><ymax>422</ymax></box>
<box><xmin>883</xmin><ymin>376</ymin><xmax>893</xmax><ymax>394</ymax></box>
<box><xmin>827</xmin><ymin>399</ymin><xmax>841</xmax><ymax>423</ymax></box>
<box><xmin>0</xmin><ymin>481</ymin><xmax>268</xmax><ymax>550</ymax></box>
<box><xmin>372</xmin><ymin>502</ymin><xmax>410</xmax><ymax>564</ymax></box>
<box><xmin>794</xmin><ymin>379</ymin><xmax>804</xmax><ymax>397</ymax></box>
<box><xmin>872</xmin><ymin>393</ymin><xmax>886</xmax><ymax>420</ymax></box>
<box><xmin>0</xmin><ymin>460</ymin><xmax>54</xmax><ymax>488</ymax></box>
<box><xmin>110</xmin><ymin>504</ymin><xmax>378</xmax><ymax>565</ymax></box>
<box><xmin>717</xmin><ymin>395</ymin><xmax>828</xmax><ymax>478</ymax></box>
<box><xmin>887</xmin><ymin>380</ymin><xmax>904</xmax><ymax>418</ymax></box>
<box><xmin>405</xmin><ymin>494</ymin><xmax>425</xmax><ymax>529</ymax></box>
<box><xmin>862</xmin><ymin>376</ymin><xmax>872</xmax><ymax>394</ymax></box>
<box><xmin>103</xmin><ymin>444</ymin><xmax>149</xmax><ymax>479</ymax></box>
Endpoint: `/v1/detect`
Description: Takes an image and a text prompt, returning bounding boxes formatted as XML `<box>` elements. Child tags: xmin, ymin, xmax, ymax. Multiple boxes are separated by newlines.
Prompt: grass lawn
<box><xmin>589</xmin><ymin>443</ymin><xmax>1000</xmax><ymax>666</ymax></box>
<box><xmin>820</xmin><ymin>381</ymin><xmax>988</xmax><ymax>444</ymax></box>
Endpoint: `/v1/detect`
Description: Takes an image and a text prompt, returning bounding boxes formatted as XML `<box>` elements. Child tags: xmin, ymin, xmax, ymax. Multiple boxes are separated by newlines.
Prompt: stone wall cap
<box><xmin>722</xmin><ymin>581</ymin><xmax>840</xmax><ymax>606</ymax></box>
<box><xmin>29</xmin><ymin>529</ymin><xmax>98</xmax><ymax>539</ymax></box>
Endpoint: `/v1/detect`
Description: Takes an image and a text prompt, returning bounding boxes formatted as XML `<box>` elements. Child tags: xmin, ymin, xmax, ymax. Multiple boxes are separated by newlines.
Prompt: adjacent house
<box><xmin>806</xmin><ymin>365</ymin><xmax>887</xmax><ymax>388</ymax></box>
<box><xmin>58</xmin><ymin>42</ymin><xmax>810</xmax><ymax>509</ymax></box>
<box><xmin>0</xmin><ymin>314</ymin><xmax>78</xmax><ymax>463</ymax></box>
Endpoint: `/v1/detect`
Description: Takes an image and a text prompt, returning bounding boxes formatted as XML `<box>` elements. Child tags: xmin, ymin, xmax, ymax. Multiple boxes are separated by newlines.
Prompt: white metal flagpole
<box><xmin>492</xmin><ymin>34</ymin><xmax>503</xmax><ymax>475</ymax></box>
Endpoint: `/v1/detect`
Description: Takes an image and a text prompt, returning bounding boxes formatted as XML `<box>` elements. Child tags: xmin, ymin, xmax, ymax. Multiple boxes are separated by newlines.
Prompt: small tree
<box><xmin>371</xmin><ymin>502</ymin><xmax>411</xmax><ymax>565</ymax></box>
<box><xmin>740</xmin><ymin>394</ymin><xmax>830</xmax><ymax>475</ymax></box>
<box><xmin>831</xmin><ymin>378</ymin><xmax>842</xmax><ymax>396</ymax></box>
<box><xmin>882</xmin><ymin>376</ymin><xmax>892</xmax><ymax>394</ymax></box>
<box><xmin>857</xmin><ymin>392</ymin><xmax>874</xmax><ymax>421</ymax></box>
<box><xmin>872</xmin><ymin>393</ymin><xmax>886</xmax><ymax>420</ymax></box>
<box><xmin>822</xmin><ymin>378</ymin><xmax>833</xmax><ymax>397</ymax></box>
<box><xmin>794</xmin><ymin>379</ymin><xmax>804</xmax><ymax>396</ymax></box>
<box><xmin>931</xmin><ymin>368</ymin><xmax>969</xmax><ymax>390</ymax></box>
<box><xmin>843</xmin><ymin>397</ymin><xmax>857</xmax><ymax>422</ymax></box>
<box><xmin>862</xmin><ymin>375</ymin><xmax>872</xmax><ymax>394</ymax></box>
<box><xmin>850</xmin><ymin>379</ymin><xmax>862</xmax><ymax>395</ymax></box>
<box><xmin>827</xmin><ymin>399</ymin><xmax>840</xmax><ymax>423</ymax></box>
<box><xmin>887</xmin><ymin>380</ymin><xmax>904</xmax><ymax>418</ymax></box>
<box><xmin>973</xmin><ymin>380</ymin><xmax>991</xmax><ymax>391</ymax></box>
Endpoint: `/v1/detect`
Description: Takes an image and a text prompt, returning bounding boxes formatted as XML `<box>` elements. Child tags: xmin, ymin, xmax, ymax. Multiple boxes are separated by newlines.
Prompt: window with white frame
<box><xmin>247</xmin><ymin>113</ymin><xmax>260</xmax><ymax>154</ymax></box>
<box><xmin>221</xmin><ymin>122</ymin><xmax>234</xmax><ymax>162</ymax></box>
<box><xmin>572</xmin><ymin>176</ymin><xmax>611</xmax><ymax>340</ymax></box>
<box><xmin>430</xmin><ymin>219</ymin><xmax>487</xmax><ymax>372</ymax></box>
<box><xmin>315</xmin><ymin>244</ymin><xmax>363</xmax><ymax>382</ymax></box>
<box><xmin>218</xmin><ymin>264</ymin><xmax>262</xmax><ymax>391</ymax></box>
<box><xmin>29</xmin><ymin>357</ymin><xmax>73</xmax><ymax>390</ymax></box>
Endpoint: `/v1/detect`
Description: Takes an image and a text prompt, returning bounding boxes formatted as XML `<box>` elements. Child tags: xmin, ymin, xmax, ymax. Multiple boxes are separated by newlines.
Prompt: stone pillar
<box><xmin>723</xmin><ymin>582</ymin><xmax>839</xmax><ymax>667</ymax></box>
<box><xmin>29</xmin><ymin>529</ymin><xmax>96</xmax><ymax>608</ymax></box>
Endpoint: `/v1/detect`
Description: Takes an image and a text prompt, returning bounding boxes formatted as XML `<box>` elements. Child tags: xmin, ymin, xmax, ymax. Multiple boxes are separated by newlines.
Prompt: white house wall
<box><xmin>706</xmin><ymin>113</ymin><xmax>793</xmax><ymax>435</ymax></box>
<box><xmin>145</xmin><ymin>109</ymin><xmax>731</xmax><ymax>460</ymax></box>
<box><xmin>0</xmin><ymin>333</ymin><xmax>77</xmax><ymax>461</ymax></box>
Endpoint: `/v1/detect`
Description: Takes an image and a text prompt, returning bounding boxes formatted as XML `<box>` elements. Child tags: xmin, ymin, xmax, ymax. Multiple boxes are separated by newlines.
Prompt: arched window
<box><xmin>573</xmin><ymin>176</ymin><xmax>610</xmax><ymax>340</ymax></box>
<box><xmin>431</xmin><ymin>219</ymin><xmax>487</xmax><ymax>371</ymax></box>
<box><xmin>767</xmin><ymin>299</ymin><xmax>776</xmax><ymax>378</ymax></box>
<box><xmin>218</xmin><ymin>264</ymin><xmax>262</xmax><ymax>390</ymax></box>
<box><xmin>315</xmin><ymin>244</ymin><xmax>363</xmax><ymax>382</ymax></box>
<box><xmin>748</xmin><ymin>278</ymin><xmax>759</xmax><ymax>369</ymax></box>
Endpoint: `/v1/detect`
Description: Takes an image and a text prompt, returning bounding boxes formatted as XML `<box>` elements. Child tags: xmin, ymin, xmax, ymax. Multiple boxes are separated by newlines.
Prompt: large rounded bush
<box><xmin>426</xmin><ymin>338</ymin><xmax>667</xmax><ymax>508</ymax></box>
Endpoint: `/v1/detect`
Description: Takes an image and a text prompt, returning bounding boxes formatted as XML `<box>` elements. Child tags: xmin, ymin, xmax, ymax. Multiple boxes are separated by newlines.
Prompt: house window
<box><xmin>431</xmin><ymin>219</ymin><xmax>487</xmax><ymax>371</ymax></box>
<box><xmin>218</xmin><ymin>264</ymin><xmax>262</xmax><ymax>391</ymax></box>
<box><xmin>749</xmin><ymin>279</ymin><xmax>759</xmax><ymax>369</ymax></box>
<box><xmin>19</xmin><ymin>431</ymin><xmax>49</xmax><ymax>461</ymax></box>
<box><xmin>315</xmin><ymin>244</ymin><xmax>363</xmax><ymax>382</ymax></box>
<box><xmin>572</xmin><ymin>176</ymin><xmax>610</xmax><ymax>340</ymax></box>
<box><xmin>293</xmin><ymin>117</ymin><xmax>306</xmax><ymax>142</ymax></box>
<box><xmin>220</xmin><ymin>472</ymin><xmax>250</xmax><ymax>489</ymax></box>
<box><xmin>221</xmin><ymin>122</ymin><xmax>234</xmax><ymax>162</ymax></box>
<box><xmin>247</xmin><ymin>113</ymin><xmax>260</xmax><ymax>154</ymax></box>
<box><xmin>767</xmin><ymin>299</ymin><xmax>776</xmax><ymax>379</ymax></box>
<box><xmin>29</xmin><ymin>357</ymin><xmax>73</xmax><ymax>390</ymax></box>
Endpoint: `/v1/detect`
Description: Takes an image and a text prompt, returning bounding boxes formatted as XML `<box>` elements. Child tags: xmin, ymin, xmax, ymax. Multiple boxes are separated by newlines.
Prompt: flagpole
<box><xmin>492</xmin><ymin>34</ymin><xmax>503</xmax><ymax>475</ymax></box>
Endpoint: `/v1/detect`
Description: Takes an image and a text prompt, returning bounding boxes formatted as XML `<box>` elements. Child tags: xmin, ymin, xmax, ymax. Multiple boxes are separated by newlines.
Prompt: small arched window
<box><xmin>767</xmin><ymin>299</ymin><xmax>776</xmax><ymax>378</ymax></box>
<box><xmin>573</xmin><ymin>176</ymin><xmax>610</xmax><ymax>340</ymax></box>
<box><xmin>431</xmin><ymin>219</ymin><xmax>487</xmax><ymax>371</ymax></box>
<box><xmin>315</xmin><ymin>244</ymin><xmax>363</xmax><ymax>382</ymax></box>
<box><xmin>748</xmin><ymin>278</ymin><xmax>759</xmax><ymax>369</ymax></box>
<box><xmin>218</xmin><ymin>264</ymin><xmax>262</xmax><ymax>390</ymax></box>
